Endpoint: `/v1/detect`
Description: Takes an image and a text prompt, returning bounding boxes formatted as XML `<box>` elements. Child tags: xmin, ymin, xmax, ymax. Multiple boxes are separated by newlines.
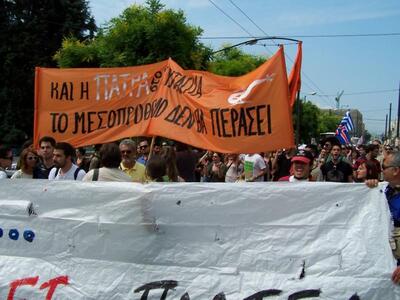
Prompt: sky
<box><xmin>89</xmin><ymin>0</ymin><xmax>400</xmax><ymax>136</ymax></box>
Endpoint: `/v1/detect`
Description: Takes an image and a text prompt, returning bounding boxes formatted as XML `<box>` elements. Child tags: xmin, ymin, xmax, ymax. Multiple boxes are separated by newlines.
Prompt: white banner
<box><xmin>0</xmin><ymin>180</ymin><xmax>398</xmax><ymax>299</ymax></box>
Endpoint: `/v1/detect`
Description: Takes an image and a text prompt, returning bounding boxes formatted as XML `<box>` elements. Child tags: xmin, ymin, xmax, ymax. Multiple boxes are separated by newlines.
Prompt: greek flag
<box><xmin>341</xmin><ymin>111</ymin><xmax>354</xmax><ymax>131</ymax></box>
<box><xmin>335</xmin><ymin>124</ymin><xmax>351</xmax><ymax>145</ymax></box>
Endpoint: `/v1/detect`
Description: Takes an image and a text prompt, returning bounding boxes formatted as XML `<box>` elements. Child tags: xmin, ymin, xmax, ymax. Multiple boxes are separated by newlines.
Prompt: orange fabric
<box><xmin>34</xmin><ymin>47</ymin><xmax>294</xmax><ymax>153</ymax></box>
<box><xmin>288</xmin><ymin>42</ymin><xmax>302</xmax><ymax>107</ymax></box>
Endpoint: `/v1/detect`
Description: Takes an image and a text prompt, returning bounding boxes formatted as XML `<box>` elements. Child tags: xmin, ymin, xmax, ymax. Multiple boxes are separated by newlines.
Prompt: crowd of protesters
<box><xmin>3</xmin><ymin>135</ymin><xmax>400</xmax><ymax>284</ymax></box>
<box><xmin>0</xmin><ymin>135</ymin><xmax>395</xmax><ymax>184</ymax></box>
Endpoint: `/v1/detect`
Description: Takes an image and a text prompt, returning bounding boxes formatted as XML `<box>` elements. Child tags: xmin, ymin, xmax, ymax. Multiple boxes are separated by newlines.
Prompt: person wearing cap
<box><xmin>278</xmin><ymin>150</ymin><xmax>314</xmax><ymax>182</ymax></box>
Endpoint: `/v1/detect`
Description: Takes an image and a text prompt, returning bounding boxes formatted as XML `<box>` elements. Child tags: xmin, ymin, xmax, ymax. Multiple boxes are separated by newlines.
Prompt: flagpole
<box><xmin>397</xmin><ymin>82</ymin><xmax>400</xmax><ymax>138</ymax></box>
<box><xmin>295</xmin><ymin>91</ymin><xmax>301</xmax><ymax>146</ymax></box>
<box><xmin>389</xmin><ymin>102</ymin><xmax>392</xmax><ymax>140</ymax></box>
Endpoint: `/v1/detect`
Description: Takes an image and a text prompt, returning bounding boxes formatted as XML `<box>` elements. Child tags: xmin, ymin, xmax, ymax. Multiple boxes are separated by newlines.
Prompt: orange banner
<box><xmin>288</xmin><ymin>42</ymin><xmax>302</xmax><ymax>107</ymax></box>
<box><xmin>34</xmin><ymin>46</ymin><xmax>294</xmax><ymax>153</ymax></box>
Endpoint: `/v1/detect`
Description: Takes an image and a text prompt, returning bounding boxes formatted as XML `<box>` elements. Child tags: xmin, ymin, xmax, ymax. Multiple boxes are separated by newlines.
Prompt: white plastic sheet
<box><xmin>0</xmin><ymin>180</ymin><xmax>398</xmax><ymax>299</ymax></box>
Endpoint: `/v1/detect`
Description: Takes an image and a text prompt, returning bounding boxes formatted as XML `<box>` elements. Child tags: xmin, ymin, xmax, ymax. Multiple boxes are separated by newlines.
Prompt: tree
<box><xmin>292</xmin><ymin>100</ymin><xmax>320</xmax><ymax>144</ymax></box>
<box><xmin>318</xmin><ymin>111</ymin><xmax>342</xmax><ymax>134</ymax></box>
<box><xmin>0</xmin><ymin>0</ymin><xmax>96</xmax><ymax>145</ymax></box>
<box><xmin>292</xmin><ymin>100</ymin><xmax>342</xmax><ymax>144</ymax></box>
<box><xmin>208</xmin><ymin>45</ymin><xmax>267</xmax><ymax>76</ymax></box>
<box><xmin>55</xmin><ymin>1</ymin><xmax>212</xmax><ymax>70</ymax></box>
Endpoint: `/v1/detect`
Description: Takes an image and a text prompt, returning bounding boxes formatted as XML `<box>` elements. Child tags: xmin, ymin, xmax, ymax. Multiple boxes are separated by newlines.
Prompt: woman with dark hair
<box><xmin>146</xmin><ymin>156</ymin><xmax>168</xmax><ymax>182</ymax></box>
<box><xmin>11</xmin><ymin>147</ymin><xmax>38</xmax><ymax>179</ymax></box>
<box><xmin>355</xmin><ymin>160</ymin><xmax>379</xmax><ymax>182</ymax></box>
<box><xmin>83</xmin><ymin>143</ymin><xmax>131</xmax><ymax>182</ymax></box>
<box><xmin>206</xmin><ymin>152</ymin><xmax>227</xmax><ymax>182</ymax></box>
<box><xmin>160</xmin><ymin>146</ymin><xmax>184</xmax><ymax>182</ymax></box>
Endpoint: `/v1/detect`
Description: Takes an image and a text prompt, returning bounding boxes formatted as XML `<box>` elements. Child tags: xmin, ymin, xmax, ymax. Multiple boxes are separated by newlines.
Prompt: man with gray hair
<box><xmin>119</xmin><ymin>139</ymin><xmax>146</xmax><ymax>183</ymax></box>
<box><xmin>367</xmin><ymin>150</ymin><xmax>400</xmax><ymax>284</ymax></box>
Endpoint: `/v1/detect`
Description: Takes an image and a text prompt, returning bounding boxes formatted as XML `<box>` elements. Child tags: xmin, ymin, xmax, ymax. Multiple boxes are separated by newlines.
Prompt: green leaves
<box><xmin>55</xmin><ymin>3</ymin><xmax>211</xmax><ymax>70</ymax></box>
<box><xmin>0</xmin><ymin>0</ymin><xmax>96</xmax><ymax>144</ymax></box>
<box><xmin>209</xmin><ymin>46</ymin><xmax>267</xmax><ymax>76</ymax></box>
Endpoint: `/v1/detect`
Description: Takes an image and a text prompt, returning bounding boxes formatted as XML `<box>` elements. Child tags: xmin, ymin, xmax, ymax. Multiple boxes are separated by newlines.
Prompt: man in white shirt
<box><xmin>244</xmin><ymin>153</ymin><xmax>267</xmax><ymax>182</ymax></box>
<box><xmin>48</xmin><ymin>142</ymin><xmax>86</xmax><ymax>180</ymax></box>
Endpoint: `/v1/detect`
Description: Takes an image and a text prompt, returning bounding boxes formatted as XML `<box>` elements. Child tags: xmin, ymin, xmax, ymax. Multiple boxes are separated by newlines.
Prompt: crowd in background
<box><xmin>0</xmin><ymin>135</ymin><xmax>395</xmax><ymax>184</ymax></box>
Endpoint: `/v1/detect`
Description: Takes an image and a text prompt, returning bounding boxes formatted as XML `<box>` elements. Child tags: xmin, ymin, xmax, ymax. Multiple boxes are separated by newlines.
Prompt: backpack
<box><xmin>55</xmin><ymin>167</ymin><xmax>82</xmax><ymax>180</ymax></box>
<box><xmin>92</xmin><ymin>168</ymin><xmax>99</xmax><ymax>181</ymax></box>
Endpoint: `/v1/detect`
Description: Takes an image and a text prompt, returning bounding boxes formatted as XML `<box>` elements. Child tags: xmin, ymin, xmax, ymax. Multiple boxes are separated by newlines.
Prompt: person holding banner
<box><xmin>366</xmin><ymin>150</ymin><xmax>400</xmax><ymax>284</ymax></box>
<box><xmin>279</xmin><ymin>150</ymin><xmax>314</xmax><ymax>182</ymax></box>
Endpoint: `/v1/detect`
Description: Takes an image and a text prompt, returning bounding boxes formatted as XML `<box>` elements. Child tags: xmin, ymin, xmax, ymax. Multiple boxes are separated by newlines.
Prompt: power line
<box><xmin>207</xmin><ymin>0</ymin><xmax>254</xmax><ymax>38</ymax></box>
<box><xmin>227</xmin><ymin>0</ymin><xmax>277</xmax><ymax>45</ymax></box>
<box><xmin>223</xmin><ymin>0</ymin><xmax>336</xmax><ymax>108</ymax></box>
<box><xmin>314</xmin><ymin>89</ymin><xmax>398</xmax><ymax>97</ymax></box>
<box><xmin>364</xmin><ymin>118</ymin><xmax>386</xmax><ymax>122</ymax></box>
<box><xmin>200</xmin><ymin>32</ymin><xmax>400</xmax><ymax>40</ymax></box>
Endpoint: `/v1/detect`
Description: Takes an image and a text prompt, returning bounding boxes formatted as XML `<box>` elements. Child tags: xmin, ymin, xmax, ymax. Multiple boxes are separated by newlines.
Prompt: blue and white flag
<box><xmin>341</xmin><ymin>111</ymin><xmax>354</xmax><ymax>131</ymax></box>
<box><xmin>336</xmin><ymin>124</ymin><xmax>351</xmax><ymax>144</ymax></box>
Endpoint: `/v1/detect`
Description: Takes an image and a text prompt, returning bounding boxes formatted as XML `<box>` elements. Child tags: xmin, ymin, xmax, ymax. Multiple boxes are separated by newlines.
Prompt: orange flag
<box><xmin>34</xmin><ymin>47</ymin><xmax>294</xmax><ymax>153</ymax></box>
<box><xmin>288</xmin><ymin>42</ymin><xmax>302</xmax><ymax>107</ymax></box>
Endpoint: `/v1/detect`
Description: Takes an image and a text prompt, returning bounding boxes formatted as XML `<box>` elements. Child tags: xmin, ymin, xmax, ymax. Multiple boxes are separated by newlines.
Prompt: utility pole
<box><xmin>389</xmin><ymin>103</ymin><xmax>392</xmax><ymax>139</ymax></box>
<box><xmin>385</xmin><ymin>114</ymin><xmax>388</xmax><ymax>140</ymax></box>
<box><xmin>397</xmin><ymin>82</ymin><xmax>400</xmax><ymax>137</ymax></box>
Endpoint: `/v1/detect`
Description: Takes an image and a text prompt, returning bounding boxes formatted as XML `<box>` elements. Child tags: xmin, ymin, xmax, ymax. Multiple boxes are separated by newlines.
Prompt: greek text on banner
<box><xmin>34</xmin><ymin>47</ymin><xmax>294</xmax><ymax>153</ymax></box>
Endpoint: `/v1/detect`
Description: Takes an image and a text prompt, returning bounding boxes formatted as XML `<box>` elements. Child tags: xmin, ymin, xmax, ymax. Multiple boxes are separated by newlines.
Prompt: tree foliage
<box><xmin>0</xmin><ymin>0</ymin><xmax>95</xmax><ymax>145</ymax></box>
<box><xmin>55</xmin><ymin>1</ymin><xmax>212</xmax><ymax>69</ymax></box>
<box><xmin>208</xmin><ymin>45</ymin><xmax>267</xmax><ymax>76</ymax></box>
<box><xmin>293</xmin><ymin>100</ymin><xmax>342</xmax><ymax>144</ymax></box>
<box><xmin>318</xmin><ymin>111</ymin><xmax>342</xmax><ymax>134</ymax></box>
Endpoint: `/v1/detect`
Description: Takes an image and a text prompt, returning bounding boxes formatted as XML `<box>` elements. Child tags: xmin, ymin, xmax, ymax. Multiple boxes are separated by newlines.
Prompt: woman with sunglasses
<box><xmin>11</xmin><ymin>148</ymin><xmax>38</xmax><ymax>179</ymax></box>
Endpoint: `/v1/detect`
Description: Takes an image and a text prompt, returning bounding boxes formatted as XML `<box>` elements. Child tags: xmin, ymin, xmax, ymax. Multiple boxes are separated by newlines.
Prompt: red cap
<box><xmin>291</xmin><ymin>150</ymin><xmax>313</xmax><ymax>165</ymax></box>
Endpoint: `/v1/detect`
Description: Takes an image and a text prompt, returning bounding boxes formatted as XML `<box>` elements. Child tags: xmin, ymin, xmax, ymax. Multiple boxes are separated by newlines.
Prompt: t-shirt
<box><xmin>225</xmin><ymin>162</ymin><xmax>243</xmax><ymax>183</ymax></box>
<box><xmin>120</xmin><ymin>162</ymin><xmax>147</xmax><ymax>183</ymax></box>
<box><xmin>0</xmin><ymin>168</ymin><xmax>7</xmax><ymax>179</ymax></box>
<box><xmin>320</xmin><ymin>160</ymin><xmax>353</xmax><ymax>182</ymax></box>
<box><xmin>83</xmin><ymin>167</ymin><xmax>132</xmax><ymax>182</ymax></box>
<box><xmin>244</xmin><ymin>154</ymin><xmax>266</xmax><ymax>182</ymax></box>
<box><xmin>48</xmin><ymin>164</ymin><xmax>86</xmax><ymax>181</ymax></box>
<box><xmin>11</xmin><ymin>169</ymin><xmax>33</xmax><ymax>179</ymax></box>
<box><xmin>33</xmin><ymin>160</ymin><xmax>54</xmax><ymax>179</ymax></box>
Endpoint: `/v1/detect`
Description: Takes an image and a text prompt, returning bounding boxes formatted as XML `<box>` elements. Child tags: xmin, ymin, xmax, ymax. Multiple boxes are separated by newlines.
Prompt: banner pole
<box><xmin>148</xmin><ymin>136</ymin><xmax>156</xmax><ymax>161</ymax></box>
<box><xmin>295</xmin><ymin>91</ymin><xmax>301</xmax><ymax>146</ymax></box>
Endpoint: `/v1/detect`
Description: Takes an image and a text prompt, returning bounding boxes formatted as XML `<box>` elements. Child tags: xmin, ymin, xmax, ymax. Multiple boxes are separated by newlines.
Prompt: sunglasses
<box><xmin>121</xmin><ymin>150</ymin><xmax>132</xmax><ymax>154</ymax></box>
<box><xmin>382</xmin><ymin>164</ymin><xmax>398</xmax><ymax>170</ymax></box>
<box><xmin>27</xmin><ymin>156</ymin><xmax>38</xmax><ymax>161</ymax></box>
